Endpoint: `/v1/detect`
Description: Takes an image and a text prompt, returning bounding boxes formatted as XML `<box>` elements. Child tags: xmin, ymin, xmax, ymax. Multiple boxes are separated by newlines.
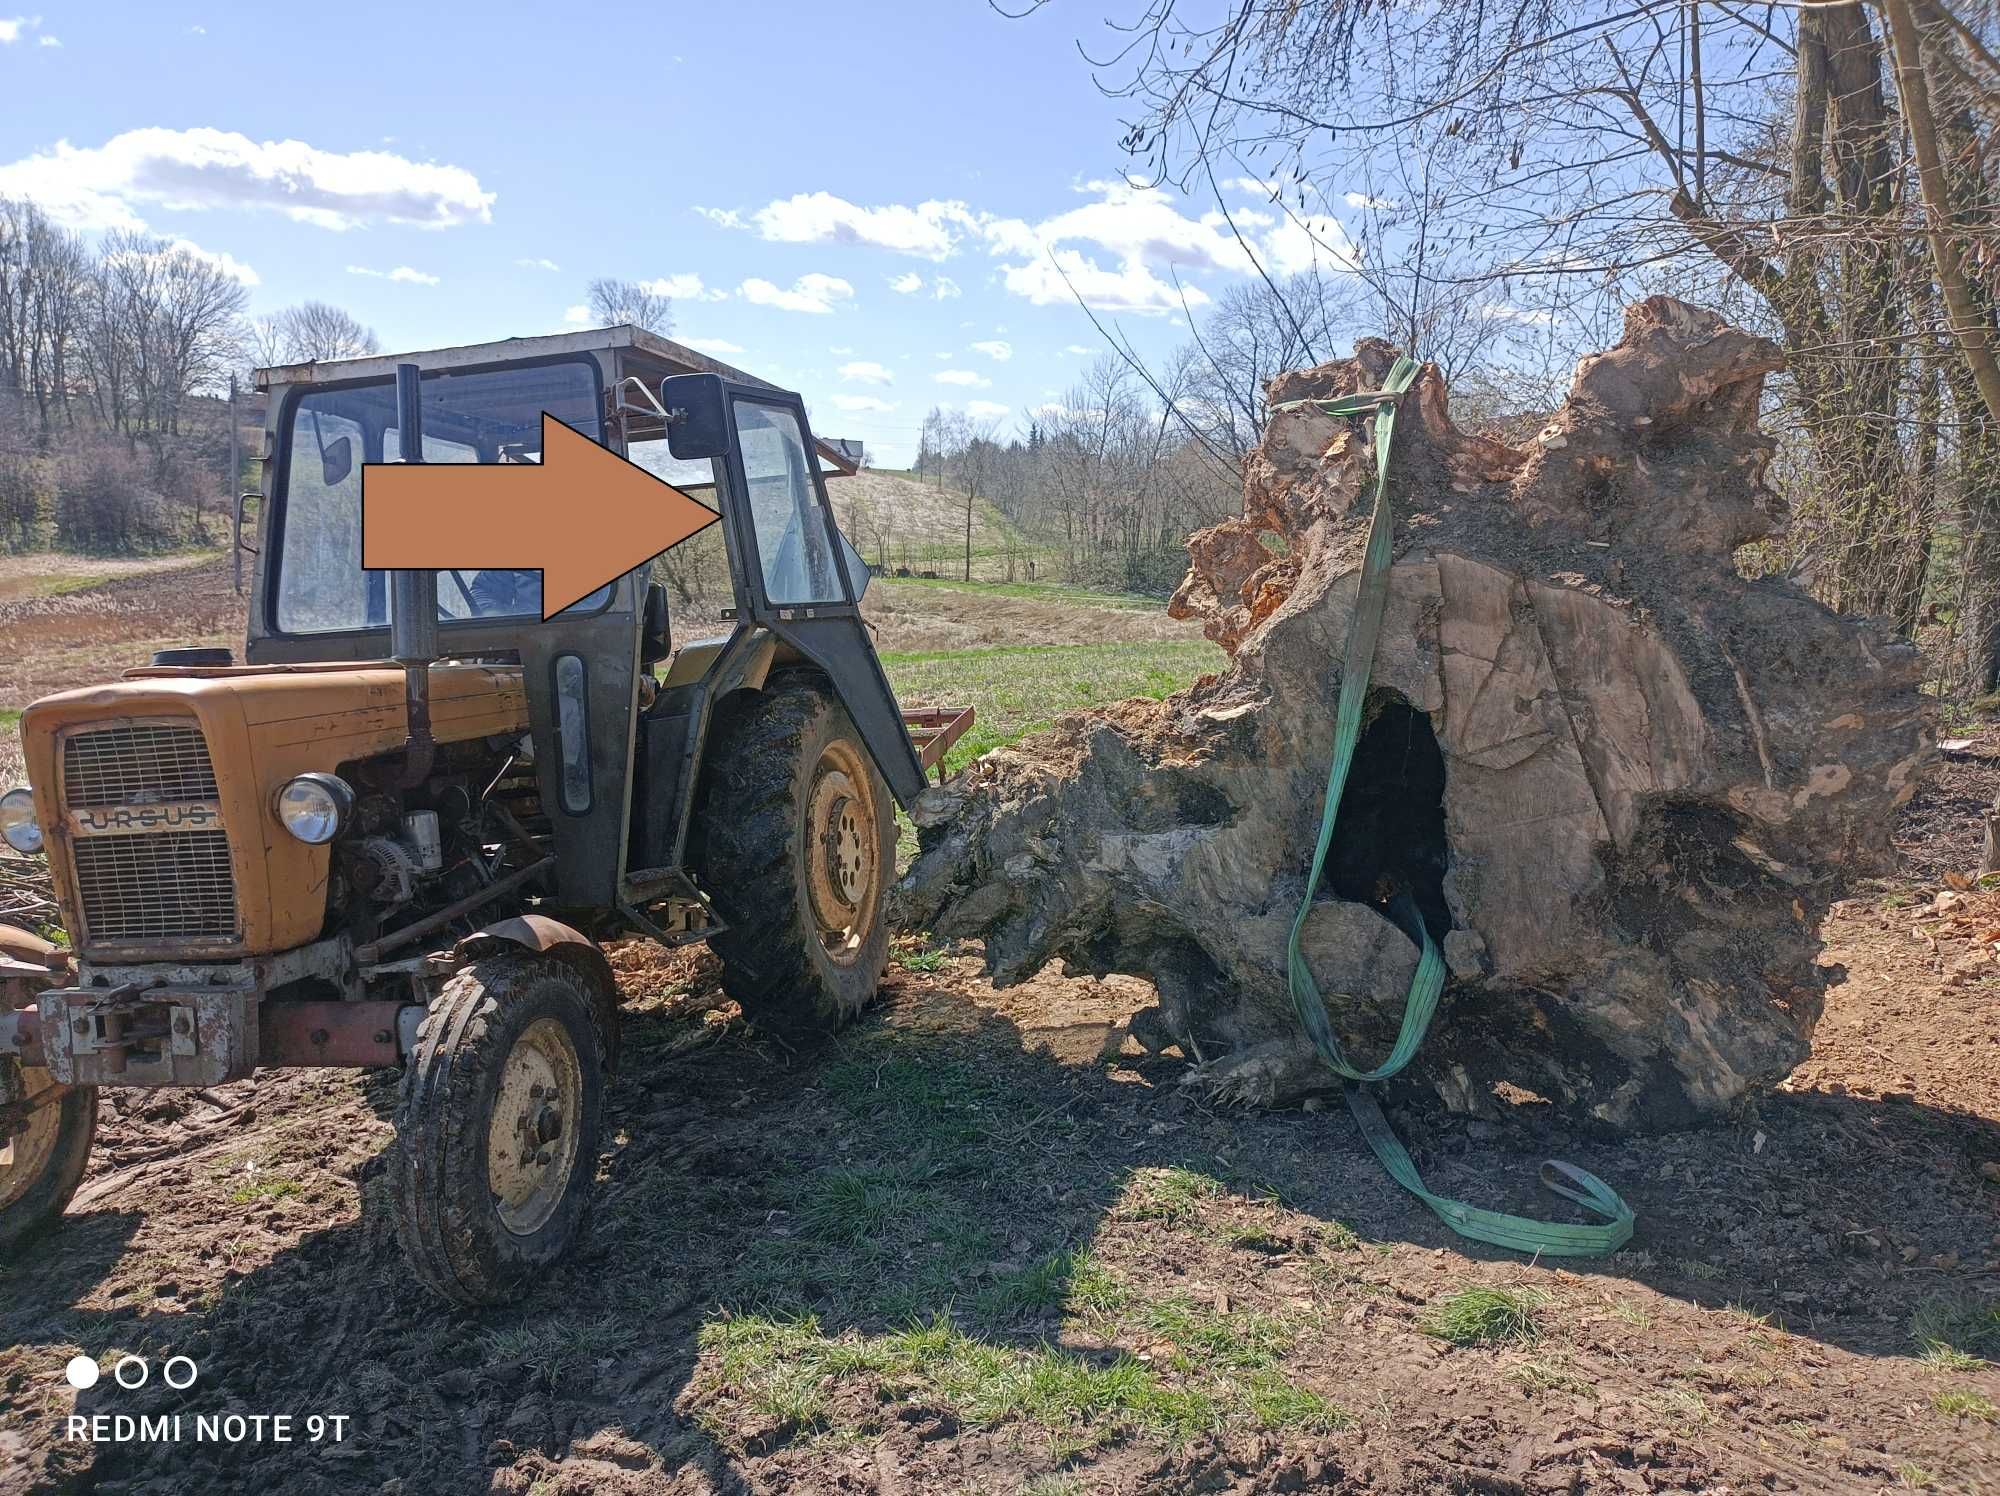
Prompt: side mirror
<box><xmin>641</xmin><ymin>580</ymin><xmax>670</xmax><ymax>667</ymax></box>
<box><xmin>659</xmin><ymin>373</ymin><xmax>730</xmax><ymax>461</ymax></box>
<box><xmin>321</xmin><ymin>435</ymin><xmax>353</xmax><ymax>487</ymax></box>
<box><xmin>233</xmin><ymin>490</ymin><xmax>261</xmax><ymax>596</ymax></box>
<box><xmin>234</xmin><ymin>492</ymin><xmax>261</xmax><ymax>553</ymax></box>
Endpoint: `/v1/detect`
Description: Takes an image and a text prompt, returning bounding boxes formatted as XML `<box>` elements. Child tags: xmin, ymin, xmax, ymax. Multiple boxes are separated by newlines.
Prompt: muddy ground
<box><xmin>2</xmin><ymin>743</ymin><xmax>1998</xmax><ymax>1493</ymax></box>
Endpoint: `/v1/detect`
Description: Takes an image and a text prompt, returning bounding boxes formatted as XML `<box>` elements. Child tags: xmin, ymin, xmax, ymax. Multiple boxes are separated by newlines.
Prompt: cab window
<box><xmin>734</xmin><ymin>399</ymin><xmax>843</xmax><ymax>606</ymax></box>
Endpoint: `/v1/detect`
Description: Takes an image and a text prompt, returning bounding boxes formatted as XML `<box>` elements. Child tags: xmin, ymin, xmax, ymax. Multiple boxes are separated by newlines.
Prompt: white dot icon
<box><xmin>64</xmin><ymin>1356</ymin><xmax>99</xmax><ymax>1390</ymax></box>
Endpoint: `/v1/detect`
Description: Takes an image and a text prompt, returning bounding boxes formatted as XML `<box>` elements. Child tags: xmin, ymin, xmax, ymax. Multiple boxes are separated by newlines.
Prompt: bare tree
<box><xmin>150</xmin><ymin>246</ymin><xmax>249</xmax><ymax>434</ymax></box>
<box><xmin>270</xmin><ymin>302</ymin><xmax>380</xmax><ymax>364</ymax></box>
<box><xmin>586</xmin><ymin>277</ymin><xmax>673</xmax><ymax>335</ymax></box>
<box><xmin>1068</xmin><ymin>0</ymin><xmax>2000</xmax><ymax>686</ymax></box>
<box><xmin>951</xmin><ymin>419</ymin><xmax>1003</xmax><ymax>580</ymax></box>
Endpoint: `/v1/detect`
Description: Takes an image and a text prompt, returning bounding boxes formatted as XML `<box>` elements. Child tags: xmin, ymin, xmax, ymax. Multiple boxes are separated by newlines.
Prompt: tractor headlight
<box><xmin>274</xmin><ymin>773</ymin><xmax>353</xmax><ymax>845</ymax></box>
<box><xmin>0</xmin><ymin>788</ymin><xmax>40</xmax><ymax>854</ymax></box>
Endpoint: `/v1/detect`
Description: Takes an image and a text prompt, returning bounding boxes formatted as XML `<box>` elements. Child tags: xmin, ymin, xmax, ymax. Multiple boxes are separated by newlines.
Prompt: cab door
<box><xmin>704</xmin><ymin>383</ymin><xmax>926</xmax><ymax>807</ymax></box>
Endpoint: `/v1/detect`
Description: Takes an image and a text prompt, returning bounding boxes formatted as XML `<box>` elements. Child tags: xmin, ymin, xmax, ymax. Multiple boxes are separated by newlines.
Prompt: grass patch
<box><xmin>1608</xmin><ymin>1300</ymin><xmax>1654</xmax><ymax>1329</ymax></box>
<box><xmin>892</xmin><ymin>943</ymin><xmax>951</xmax><ymax>973</ymax></box>
<box><xmin>1506</xmin><ymin>1355</ymin><xmax>1592</xmax><ymax>1397</ymax></box>
<box><xmin>1648</xmin><ymin>1381</ymin><xmax>1713</xmax><ymax>1427</ymax></box>
<box><xmin>796</xmin><ymin>1166</ymin><xmax>914</xmax><ymax>1246</ymax></box>
<box><xmin>1912</xmin><ymin>1292</ymin><xmax>1999</xmax><ymax>1370</ymax></box>
<box><xmin>1121</xmin><ymin>1166</ymin><xmax>1226</xmax><ymax>1228</ymax></box>
<box><xmin>1316</xmin><ymin>1219</ymin><xmax>1361</xmax><ymax>1253</ymax></box>
<box><xmin>1420</xmin><ymin>1286</ymin><xmax>1548</xmax><ymax>1347</ymax></box>
<box><xmin>876</xmin><ymin>576</ymin><xmax>1165</xmax><ymax>611</ymax></box>
<box><xmin>481</xmin><ymin>1317</ymin><xmax>640</xmax><ymax>1392</ymax></box>
<box><xmin>226</xmin><ymin>1177</ymin><xmax>303</xmax><ymax>1204</ymax></box>
<box><xmin>695</xmin><ymin>1308</ymin><xmax>1343</xmax><ymax>1446</ymax></box>
<box><xmin>697</xmin><ymin>1312</ymin><xmax>1219</xmax><ymax>1444</ymax></box>
<box><xmin>1225</xmin><ymin>1222</ymin><xmax>1286</xmax><ymax>1252</ymax></box>
<box><xmin>1931</xmin><ymin>1387</ymin><xmax>1997</xmax><ymax>1421</ymax></box>
<box><xmin>881</xmin><ymin>639</ymin><xmax>1224</xmax><ymax>774</ymax></box>
<box><xmin>1138</xmin><ymin>1294</ymin><xmax>1293</xmax><ymax>1372</ymax></box>
<box><xmin>974</xmin><ymin>1250</ymin><xmax>1078</xmax><ymax>1321</ymax></box>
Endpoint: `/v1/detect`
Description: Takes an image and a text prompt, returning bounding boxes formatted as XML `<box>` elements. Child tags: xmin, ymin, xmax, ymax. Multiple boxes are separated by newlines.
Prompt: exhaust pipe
<box><xmin>390</xmin><ymin>362</ymin><xmax>437</xmax><ymax>787</ymax></box>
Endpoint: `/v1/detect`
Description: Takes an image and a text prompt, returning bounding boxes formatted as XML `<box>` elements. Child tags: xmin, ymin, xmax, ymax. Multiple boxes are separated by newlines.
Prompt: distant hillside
<box><xmin>829</xmin><ymin>470</ymin><xmax>1029</xmax><ymax>582</ymax></box>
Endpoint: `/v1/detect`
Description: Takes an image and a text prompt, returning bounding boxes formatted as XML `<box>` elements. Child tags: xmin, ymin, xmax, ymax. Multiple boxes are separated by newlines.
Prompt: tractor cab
<box><xmin>243</xmin><ymin>325</ymin><xmax>933</xmax><ymax>922</ymax></box>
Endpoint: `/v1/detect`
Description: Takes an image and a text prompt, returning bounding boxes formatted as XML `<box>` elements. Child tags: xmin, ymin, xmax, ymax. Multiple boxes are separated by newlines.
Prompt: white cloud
<box><xmin>999</xmin><ymin>250</ymin><xmax>1205</xmax><ymax>317</ymax></box>
<box><xmin>1481</xmin><ymin>303</ymin><xmax>1555</xmax><ymax>326</ymax></box>
<box><xmin>983</xmin><ymin>179</ymin><xmax>1358</xmax><ymax>314</ymax></box>
<box><xmin>828</xmin><ymin>344</ymin><xmax>854</xmax><ymax>355</ymax></box>
<box><xmin>1061</xmin><ymin>344</ymin><xmax>1094</xmax><ymax>356</ymax></box>
<box><xmin>37</xmin><ymin>32</ymin><xmax>56</xmax><ymax>46</ymax></box>
<box><xmin>187</xmin><ymin>24</ymin><xmax>206</xmax><ymax>35</ymax></box>
<box><xmin>887</xmin><ymin>272</ymin><xmax>924</xmax><ymax>295</ymax></box>
<box><xmin>346</xmin><ymin>264</ymin><xmax>441</xmax><ymax>285</ymax></box>
<box><xmin>934</xmin><ymin>369</ymin><xmax>990</xmax><ymax>388</ymax></box>
<box><xmin>737</xmin><ymin>272</ymin><xmax>853</xmax><ymax>315</ymax></box>
<box><xmin>168</xmin><ymin>238</ymin><xmax>258</xmax><ymax>285</ymax></box>
<box><xmin>831</xmin><ymin>394</ymin><xmax>897</xmax><ymax>414</ymax></box>
<box><xmin>639</xmin><ymin>271</ymin><xmax>729</xmax><ymax>302</ymax></box>
<box><xmin>1262</xmin><ymin>211</ymin><xmax>1360</xmax><ymax>277</ymax></box>
<box><xmin>0</xmin><ymin>126</ymin><xmax>495</xmax><ymax>233</ymax></box>
<box><xmin>684</xmin><ymin>336</ymin><xmax>746</xmax><ymax>354</ymax></box>
<box><xmin>931</xmin><ymin>276</ymin><xmax>962</xmax><ymax>300</ymax></box>
<box><xmin>563</xmin><ymin>305</ymin><xmax>590</xmax><ymax>325</ymax></box>
<box><xmin>717</xmin><ymin>191</ymin><xmax>980</xmax><ymax>260</ymax></box>
<box><xmin>964</xmin><ymin>400</ymin><xmax>1008</xmax><ymax>421</ymax></box>
<box><xmin>515</xmin><ymin>256</ymin><xmax>561</xmax><ymax>271</ymax></box>
<box><xmin>1344</xmin><ymin>191</ymin><xmax>1394</xmax><ymax>210</ymax></box>
<box><xmin>838</xmin><ymin>360</ymin><xmax>894</xmax><ymax>385</ymax></box>
<box><xmin>0</xmin><ymin>16</ymin><xmax>36</xmax><ymax>43</ymax></box>
<box><xmin>969</xmin><ymin>339</ymin><xmax>1012</xmax><ymax>362</ymax></box>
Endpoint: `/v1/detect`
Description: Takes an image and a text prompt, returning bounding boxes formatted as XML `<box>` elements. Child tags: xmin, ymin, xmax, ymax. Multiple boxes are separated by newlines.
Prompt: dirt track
<box><xmin>2</xmin><ymin>741</ymin><xmax>1998</xmax><ymax>1493</ymax></box>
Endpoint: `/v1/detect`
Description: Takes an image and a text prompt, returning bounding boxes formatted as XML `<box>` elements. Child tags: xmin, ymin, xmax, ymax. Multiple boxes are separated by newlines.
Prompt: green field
<box><xmin>883</xmin><ymin>639</ymin><xmax>1225</xmax><ymax>776</ymax></box>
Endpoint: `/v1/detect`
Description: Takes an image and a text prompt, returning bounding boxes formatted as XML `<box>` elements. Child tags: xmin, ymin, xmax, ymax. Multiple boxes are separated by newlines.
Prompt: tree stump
<box><xmin>895</xmin><ymin>298</ymin><xmax>1932</xmax><ymax>1132</ymax></box>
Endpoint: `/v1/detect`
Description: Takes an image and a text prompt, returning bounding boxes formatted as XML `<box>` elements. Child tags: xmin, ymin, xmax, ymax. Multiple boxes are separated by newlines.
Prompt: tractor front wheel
<box><xmin>389</xmin><ymin>955</ymin><xmax>606</xmax><ymax>1305</ymax></box>
<box><xmin>697</xmin><ymin>676</ymin><xmax>894</xmax><ymax>1039</ymax></box>
<box><xmin>0</xmin><ymin>1060</ymin><xmax>96</xmax><ymax>1253</ymax></box>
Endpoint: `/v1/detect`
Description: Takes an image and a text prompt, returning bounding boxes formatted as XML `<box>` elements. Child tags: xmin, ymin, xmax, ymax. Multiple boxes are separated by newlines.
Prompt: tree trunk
<box><xmin>896</xmin><ymin>299</ymin><xmax>1930</xmax><ymax>1134</ymax></box>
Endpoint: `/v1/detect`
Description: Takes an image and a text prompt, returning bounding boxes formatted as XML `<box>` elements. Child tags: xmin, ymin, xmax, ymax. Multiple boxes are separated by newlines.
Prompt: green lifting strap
<box><xmin>1275</xmin><ymin>358</ymin><xmax>1636</xmax><ymax>1258</ymax></box>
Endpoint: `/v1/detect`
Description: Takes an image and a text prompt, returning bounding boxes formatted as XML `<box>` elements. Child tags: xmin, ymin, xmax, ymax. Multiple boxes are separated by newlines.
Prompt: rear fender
<box><xmin>452</xmin><ymin>915</ymin><xmax>620</xmax><ymax>1071</ymax></box>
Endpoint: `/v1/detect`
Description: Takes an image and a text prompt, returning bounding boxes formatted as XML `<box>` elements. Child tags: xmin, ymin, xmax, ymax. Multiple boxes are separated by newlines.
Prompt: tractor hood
<box><xmin>17</xmin><ymin>663</ymin><xmax>529</xmax><ymax>958</ymax></box>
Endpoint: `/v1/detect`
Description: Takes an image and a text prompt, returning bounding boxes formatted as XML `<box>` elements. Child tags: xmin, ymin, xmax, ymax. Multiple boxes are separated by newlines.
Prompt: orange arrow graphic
<box><xmin>361</xmin><ymin>413</ymin><xmax>720</xmax><ymax>620</ymax></box>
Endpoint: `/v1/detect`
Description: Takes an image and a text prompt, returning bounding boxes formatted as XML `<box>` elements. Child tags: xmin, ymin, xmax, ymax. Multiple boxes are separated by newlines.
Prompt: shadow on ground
<box><xmin>2</xmin><ymin>968</ymin><xmax>1996</xmax><ymax>1494</ymax></box>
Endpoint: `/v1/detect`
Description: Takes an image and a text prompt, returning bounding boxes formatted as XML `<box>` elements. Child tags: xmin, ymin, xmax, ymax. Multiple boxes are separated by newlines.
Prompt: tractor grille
<box><xmin>70</xmin><ymin>831</ymin><xmax>238</xmax><ymax>943</ymax></box>
<box><xmin>59</xmin><ymin>722</ymin><xmax>238</xmax><ymax>945</ymax></box>
<box><xmin>62</xmin><ymin>723</ymin><xmax>220</xmax><ymax>807</ymax></box>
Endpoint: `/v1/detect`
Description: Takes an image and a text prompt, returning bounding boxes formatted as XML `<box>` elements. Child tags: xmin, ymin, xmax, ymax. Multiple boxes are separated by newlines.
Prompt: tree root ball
<box><xmin>894</xmin><ymin>298</ymin><xmax>1931</xmax><ymax>1132</ymax></box>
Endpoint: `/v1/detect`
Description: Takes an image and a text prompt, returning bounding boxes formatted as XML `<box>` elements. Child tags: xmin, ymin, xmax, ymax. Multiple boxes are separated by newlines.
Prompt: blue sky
<box><xmin>0</xmin><ymin>3</ymin><xmax>1362</xmax><ymax>464</ymax></box>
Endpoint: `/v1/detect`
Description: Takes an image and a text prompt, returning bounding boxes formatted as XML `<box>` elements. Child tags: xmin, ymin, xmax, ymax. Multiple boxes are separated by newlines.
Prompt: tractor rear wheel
<box><xmin>697</xmin><ymin>675</ymin><xmax>894</xmax><ymax>1038</ymax></box>
<box><xmin>389</xmin><ymin>954</ymin><xmax>605</xmax><ymax>1305</ymax></box>
<box><xmin>0</xmin><ymin>1060</ymin><xmax>96</xmax><ymax>1253</ymax></box>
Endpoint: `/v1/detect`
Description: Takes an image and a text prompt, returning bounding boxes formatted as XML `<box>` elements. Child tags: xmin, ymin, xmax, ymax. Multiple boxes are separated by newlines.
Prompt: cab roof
<box><xmin>253</xmin><ymin>323</ymin><xmax>859</xmax><ymax>477</ymax></box>
<box><xmin>252</xmin><ymin>322</ymin><xmax>770</xmax><ymax>393</ymax></box>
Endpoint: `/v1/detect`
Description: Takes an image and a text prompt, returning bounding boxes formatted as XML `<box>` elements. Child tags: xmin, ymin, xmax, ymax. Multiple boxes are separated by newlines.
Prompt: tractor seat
<box><xmin>661</xmin><ymin>636</ymin><xmax>731</xmax><ymax>689</ymax></box>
